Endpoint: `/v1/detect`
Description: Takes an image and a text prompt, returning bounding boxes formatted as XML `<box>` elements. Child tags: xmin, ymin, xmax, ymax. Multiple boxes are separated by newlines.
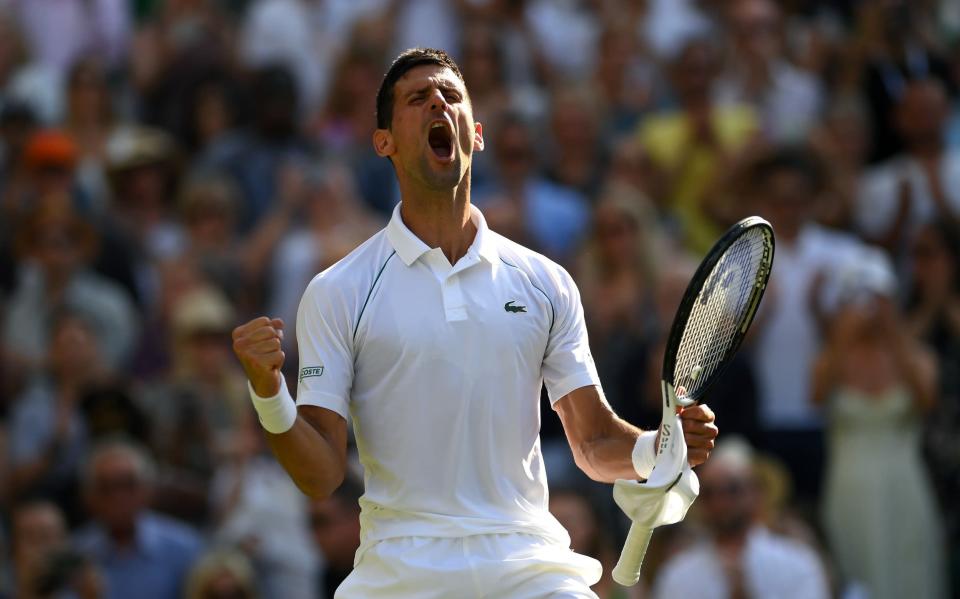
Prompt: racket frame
<box><xmin>662</xmin><ymin>216</ymin><xmax>775</xmax><ymax>407</ymax></box>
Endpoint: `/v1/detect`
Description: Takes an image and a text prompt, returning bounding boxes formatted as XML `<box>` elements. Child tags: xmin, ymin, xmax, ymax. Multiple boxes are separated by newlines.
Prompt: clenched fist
<box><xmin>232</xmin><ymin>317</ymin><xmax>286</xmax><ymax>397</ymax></box>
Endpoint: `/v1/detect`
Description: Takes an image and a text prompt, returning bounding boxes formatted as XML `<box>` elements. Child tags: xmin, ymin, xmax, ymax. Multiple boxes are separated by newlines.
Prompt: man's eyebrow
<box><xmin>403</xmin><ymin>80</ymin><xmax>463</xmax><ymax>98</ymax></box>
<box><xmin>404</xmin><ymin>85</ymin><xmax>431</xmax><ymax>98</ymax></box>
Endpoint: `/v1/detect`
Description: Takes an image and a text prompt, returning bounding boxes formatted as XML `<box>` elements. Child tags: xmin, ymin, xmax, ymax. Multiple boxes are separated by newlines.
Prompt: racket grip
<box><xmin>611</xmin><ymin>522</ymin><xmax>654</xmax><ymax>587</ymax></box>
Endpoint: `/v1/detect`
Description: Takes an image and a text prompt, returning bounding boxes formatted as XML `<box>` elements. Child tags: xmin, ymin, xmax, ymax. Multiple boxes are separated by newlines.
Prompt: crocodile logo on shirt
<box><xmin>504</xmin><ymin>300</ymin><xmax>527</xmax><ymax>313</ymax></box>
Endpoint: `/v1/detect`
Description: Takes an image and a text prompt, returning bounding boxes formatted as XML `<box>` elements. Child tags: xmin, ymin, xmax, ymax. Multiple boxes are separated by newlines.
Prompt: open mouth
<box><xmin>428</xmin><ymin>122</ymin><xmax>454</xmax><ymax>160</ymax></box>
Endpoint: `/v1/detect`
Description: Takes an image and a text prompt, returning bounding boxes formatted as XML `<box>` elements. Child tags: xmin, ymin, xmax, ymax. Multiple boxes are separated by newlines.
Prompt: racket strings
<box><xmin>673</xmin><ymin>228</ymin><xmax>770</xmax><ymax>398</ymax></box>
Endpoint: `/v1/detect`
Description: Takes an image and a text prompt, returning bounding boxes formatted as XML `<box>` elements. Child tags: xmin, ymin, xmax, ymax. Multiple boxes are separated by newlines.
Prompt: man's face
<box><xmin>87</xmin><ymin>451</ymin><xmax>149</xmax><ymax>534</ymax></box>
<box><xmin>13</xmin><ymin>504</ymin><xmax>66</xmax><ymax>571</ymax></box>
<box><xmin>698</xmin><ymin>459</ymin><xmax>757</xmax><ymax>537</ymax></box>
<box><xmin>375</xmin><ymin>65</ymin><xmax>483</xmax><ymax>191</ymax></box>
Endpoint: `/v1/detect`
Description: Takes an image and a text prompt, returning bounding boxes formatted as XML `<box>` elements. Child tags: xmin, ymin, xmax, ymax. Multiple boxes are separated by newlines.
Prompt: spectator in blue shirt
<box><xmin>74</xmin><ymin>439</ymin><xmax>203</xmax><ymax>599</ymax></box>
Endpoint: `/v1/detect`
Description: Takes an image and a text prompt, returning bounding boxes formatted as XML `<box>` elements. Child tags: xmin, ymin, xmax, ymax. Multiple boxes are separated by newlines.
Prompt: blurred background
<box><xmin>0</xmin><ymin>0</ymin><xmax>958</xmax><ymax>597</ymax></box>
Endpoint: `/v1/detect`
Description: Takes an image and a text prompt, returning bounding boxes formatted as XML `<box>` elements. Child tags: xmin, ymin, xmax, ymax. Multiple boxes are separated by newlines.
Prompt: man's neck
<box><xmin>398</xmin><ymin>178</ymin><xmax>476</xmax><ymax>265</ymax></box>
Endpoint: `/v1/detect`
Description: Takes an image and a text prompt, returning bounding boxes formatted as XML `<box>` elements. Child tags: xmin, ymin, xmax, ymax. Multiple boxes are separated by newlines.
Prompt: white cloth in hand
<box><xmin>614</xmin><ymin>393</ymin><xmax>699</xmax><ymax>530</ymax></box>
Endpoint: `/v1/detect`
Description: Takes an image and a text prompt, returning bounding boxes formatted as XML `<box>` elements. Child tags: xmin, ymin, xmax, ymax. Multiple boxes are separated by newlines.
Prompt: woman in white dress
<box><xmin>813</xmin><ymin>274</ymin><xmax>946</xmax><ymax>599</ymax></box>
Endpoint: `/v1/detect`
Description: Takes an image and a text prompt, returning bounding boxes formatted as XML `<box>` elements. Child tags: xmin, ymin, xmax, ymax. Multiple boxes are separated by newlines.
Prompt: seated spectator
<box><xmin>9</xmin><ymin>501</ymin><xmax>69</xmax><ymax>599</ymax></box>
<box><xmin>75</xmin><ymin>438</ymin><xmax>203</xmax><ymax>599</ymax></box>
<box><xmin>813</xmin><ymin>254</ymin><xmax>947</xmax><ymax>599</ymax></box>
<box><xmin>4</xmin><ymin>202</ymin><xmax>138</xmax><ymax>375</ymax></box>
<box><xmin>185</xmin><ymin>550</ymin><xmax>257</xmax><ymax>599</ymax></box>
<box><xmin>856</xmin><ymin>78</ymin><xmax>960</xmax><ymax>258</ymax></box>
<box><xmin>652</xmin><ymin>438</ymin><xmax>829</xmax><ymax>599</ymax></box>
<box><xmin>7</xmin><ymin>311</ymin><xmax>106</xmax><ymax>521</ymax></box>
<box><xmin>309</xmin><ymin>473</ymin><xmax>362</xmax><ymax>599</ymax></box>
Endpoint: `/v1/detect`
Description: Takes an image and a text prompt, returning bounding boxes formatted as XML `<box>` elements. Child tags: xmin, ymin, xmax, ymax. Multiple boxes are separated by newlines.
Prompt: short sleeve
<box><xmin>541</xmin><ymin>267</ymin><xmax>600</xmax><ymax>404</ymax></box>
<box><xmin>295</xmin><ymin>278</ymin><xmax>354</xmax><ymax>419</ymax></box>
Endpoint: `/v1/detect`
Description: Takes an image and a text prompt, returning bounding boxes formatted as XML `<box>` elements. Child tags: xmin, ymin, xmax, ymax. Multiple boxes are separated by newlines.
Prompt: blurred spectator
<box><xmin>4</xmin><ymin>203</ymin><xmax>138</xmax><ymax>375</ymax></box>
<box><xmin>855</xmin><ymin>78</ymin><xmax>960</xmax><ymax>259</ymax></box>
<box><xmin>545</xmin><ymin>86</ymin><xmax>607</xmax><ymax>197</ymax></box>
<box><xmin>267</xmin><ymin>163</ymin><xmax>381</xmax><ymax>351</ymax></box>
<box><xmin>593</xmin><ymin>22</ymin><xmax>655</xmax><ymax>138</ymax></box>
<box><xmin>185</xmin><ymin>550</ymin><xmax>258</xmax><ymax>599</ymax></box>
<box><xmin>4</xmin><ymin>129</ymin><xmax>82</xmax><ymax>218</ymax></box>
<box><xmin>550</xmin><ymin>486</ymin><xmax>642</xmax><ymax>599</ymax></box>
<box><xmin>63</xmin><ymin>58</ymin><xmax>115</xmax><ymax>215</ymax></box>
<box><xmin>176</xmin><ymin>173</ymin><xmax>246</xmax><ymax>302</ymax></box>
<box><xmin>209</xmin><ymin>416</ymin><xmax>318</xmax><ymax>599</ymax></box>
<box><xmin>202</xmin><ymin>65</ymin><xmax>314</xmax><ymax>232</ymax></box>
<box><xmin>652</xmin><ymin>438</ymin><xmax>830</xmax><ymax>599</ymax></box>
<box><xmin>475</xmin><ymin>113</ymin><xmax>590</xmax><ymax>262</ymax></box>
<box><xmin>813</xmin><ymin>255</ymin><xmax>946</xmax><ymax>599</ymax></box>
<box><xmin>309</xmin><ymin>473</ymin><xmax>362</xmax><ymax>599</ymax></box>
<box><xmin>808</xmin><ymin>97</ymin><xmax>870</xmax><ymax>231</ymax></box>
<box><xmin>9</xmin><ymin>501</ymin><xmax>68</xmax><ymax>599</ymax></box>
<box><xmin>458</xmin><ymin>20</ymin><xmax>510</xmax><ymax>126</ymax></box>
<box><xmin>637</xmin><ymin>37</ymin><xmax>759</xmax><ymax>254</ymax></box>
<box><xmin>105</xmin><ymin>125</ymin><xmax>183</xmax><ymax>262</ymax></box>
<box><xmin>240</xmin><ymin>0</ymin><xmax>330</xmax><ymax>115</ymax></box>
<box><xmin>717</xmin><ymin>0</ymin><xmax>824</xmax><ymax>143</ymax></box>
<box><xmin>574</xmin><ymin>184</ymin><xmax>660</xmax><ymax>417</ymax></box>
<box><xmin>746</xmin><ymin>146</ymin><xmax>867</xmax><ymax>502</ymax></box>
<box><xmin>139</xmin><ymin>285</ymin><xmax>250</xmax><ymax>525</ymax></box>
<box><xmin>856</xmin><ymin>0</ymin><xmax>952</xmax><ymax>163</ymax></box>
<box><xmin>313</xmin><ymin>47</ymin><xmax>398</xmax><ymax>216</ymax></box>
<box><xmin>6</xmin><ymin>0</ymin><xmax>131</xmax><ymax>76</ymax></box>
<box><xmin>75</xmin><ymin>438</ymin><xmax>203</xmax><ymax>599</ymax></box>
<box><xmin>0</xmin><ymin>8</ymin><xmax>61</xmax><ymax>125</ymax></box>
<box><xmin>6</xmin><ymin>312</ymin><xmax>107</xmax><ymax>521</ymax></box>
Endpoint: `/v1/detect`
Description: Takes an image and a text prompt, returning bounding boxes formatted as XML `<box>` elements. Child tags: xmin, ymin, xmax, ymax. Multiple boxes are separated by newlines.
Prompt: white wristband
<box><xmin>631</xmin><ymin>430</ymin><xmax>658</xmax><ymax>479</ymax></box>
<box><xmin>248</xmin><ymin>376</ymin><xmax>297</xmax><ymax>434</ymax></box>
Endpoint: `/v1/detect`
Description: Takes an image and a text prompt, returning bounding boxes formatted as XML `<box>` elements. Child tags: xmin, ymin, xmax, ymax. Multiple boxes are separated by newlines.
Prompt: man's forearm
<box><xmin>264</xmin><ymin>414</ymin><xmax>346</xmax><ymax>499</ymax></box>
<box><xmin>576</xmin><ymin>417</ymin><xmax>652</xmax><ymax>483</ymax></box>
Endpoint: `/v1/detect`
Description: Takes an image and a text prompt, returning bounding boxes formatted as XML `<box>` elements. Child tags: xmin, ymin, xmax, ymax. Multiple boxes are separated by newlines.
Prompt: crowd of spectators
<box><xmin>0</xmin><ymin>0</ymin><xmax>958</xmax><ymax>597</ymax></box>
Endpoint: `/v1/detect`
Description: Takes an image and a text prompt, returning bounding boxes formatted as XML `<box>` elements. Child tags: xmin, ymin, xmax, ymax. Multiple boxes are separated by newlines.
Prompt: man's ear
<box><xmin>373</xmin><ymin>128</ymin><xmax>395</xmax><ymax>158</ymax></box>
<box><xmin>473</xmin><ymin>122</ymin><xmax>484</xmax><ymax>152</ymax></box>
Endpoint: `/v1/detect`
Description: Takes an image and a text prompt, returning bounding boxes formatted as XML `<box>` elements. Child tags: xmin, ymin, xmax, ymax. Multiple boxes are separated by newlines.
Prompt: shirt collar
<box><xmin>386</xmin><ymin>202</ymin><xmax>499</xmax><ymax>267</ymax></box>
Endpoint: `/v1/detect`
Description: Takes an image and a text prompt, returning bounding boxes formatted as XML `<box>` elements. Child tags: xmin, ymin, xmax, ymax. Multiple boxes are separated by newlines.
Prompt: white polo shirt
<box><xmin>295</xmin><ymin>202</ymin><xmax>600</xmax><ymax>547</ymax></box>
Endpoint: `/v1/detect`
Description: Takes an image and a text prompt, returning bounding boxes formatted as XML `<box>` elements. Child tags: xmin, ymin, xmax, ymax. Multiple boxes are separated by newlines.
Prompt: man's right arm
<box><xmin>264</xmin><ymin>404</ymin><xmax>347</xmax><ymax>500</ymax></box>
<box><xmin>234</xmin><ymin>316</ymin><xmax>347</xmax><ymax>499</ymax></box>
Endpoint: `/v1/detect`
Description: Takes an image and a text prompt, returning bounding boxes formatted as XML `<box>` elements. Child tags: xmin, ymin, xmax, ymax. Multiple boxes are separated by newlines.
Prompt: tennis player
<box><xmin>232</xmin><ymin>48</ymin><xmax>718</xmax><ymax>598</ymax></box>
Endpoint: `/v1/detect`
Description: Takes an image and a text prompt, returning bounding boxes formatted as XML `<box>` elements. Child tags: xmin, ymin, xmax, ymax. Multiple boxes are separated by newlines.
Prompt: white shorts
<box><xmin>335</xmin><ymin>533</ymin><xmax>603</xmax><ymax>599</ymax></box>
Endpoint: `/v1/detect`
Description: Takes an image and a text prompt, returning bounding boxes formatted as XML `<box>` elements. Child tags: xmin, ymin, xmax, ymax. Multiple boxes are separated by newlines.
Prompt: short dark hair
<box><xmin>375</xmin><ymin>48</ymin><xmax>464</xmax><ymax>130</ymax></box>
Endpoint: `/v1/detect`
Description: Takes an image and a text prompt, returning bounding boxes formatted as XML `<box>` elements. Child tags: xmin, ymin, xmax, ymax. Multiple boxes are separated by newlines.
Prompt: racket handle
<box><xmin>612</xmin><ymin>522</ymin><xmax>654</xmax><ymax>587</ymax></box>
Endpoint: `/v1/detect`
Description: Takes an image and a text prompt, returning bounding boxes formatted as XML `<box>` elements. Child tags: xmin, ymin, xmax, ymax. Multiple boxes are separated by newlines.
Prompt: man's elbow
<box><xmin>294</xmin><ymin>470</ymin><xmax>345</xmax><ymax>500</ymax></box>
<box><xmin>571</xmin><ymin>443</ymin><xmax>606</xmax><ymax>483</ymax></box>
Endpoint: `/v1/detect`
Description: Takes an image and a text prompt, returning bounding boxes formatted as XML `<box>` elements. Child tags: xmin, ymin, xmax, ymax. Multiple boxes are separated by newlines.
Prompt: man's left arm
<box><xmin>553</xmin><ymin>385</ymin><xmax>717</xmax><ymax>483</ymax></box>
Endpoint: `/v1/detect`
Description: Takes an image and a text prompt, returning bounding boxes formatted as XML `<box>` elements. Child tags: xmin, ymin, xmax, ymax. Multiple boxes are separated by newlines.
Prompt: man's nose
<box><xmin>428</xmin><ymin>89</ymin><xmax>448</xmax><ymax>111</ymax></box>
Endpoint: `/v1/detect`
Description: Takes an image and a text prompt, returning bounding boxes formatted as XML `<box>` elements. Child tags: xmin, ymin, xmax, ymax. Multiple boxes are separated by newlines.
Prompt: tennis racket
<box><xmin>611</xmin><ymin>216</ymin><xmax>775</xmax><ymax>586</ymax></box>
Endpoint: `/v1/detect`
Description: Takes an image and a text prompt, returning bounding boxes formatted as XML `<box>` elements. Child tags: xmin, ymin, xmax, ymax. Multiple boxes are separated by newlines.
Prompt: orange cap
<box><xmin>23</xmin><ymin>130</ymin><xmax>78</xmax><ymax>170</ymax></box>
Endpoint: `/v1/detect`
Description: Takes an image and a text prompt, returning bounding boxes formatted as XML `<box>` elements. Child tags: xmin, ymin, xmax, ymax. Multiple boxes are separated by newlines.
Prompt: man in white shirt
<box><xmin>232</xmin><ymin>48</ymin><xmax>718</xmax><ymax>598</ymax></box>
<box><xmin>653</xmin><ymin>438</ymin><xmax>829</xmax><ymax>599</ymax></box>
